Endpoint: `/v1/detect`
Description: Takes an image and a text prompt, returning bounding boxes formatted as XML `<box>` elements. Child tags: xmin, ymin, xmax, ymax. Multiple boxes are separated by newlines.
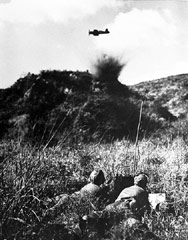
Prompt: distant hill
<box><xmin>1</xmin><ymin>68</ymin><xmax>188</xmax><ymax>144</ymax></box>
<box><xmin>131</xmin><ymin>74</ymin><xmax>188</xmax><ymax>118</ymax></box>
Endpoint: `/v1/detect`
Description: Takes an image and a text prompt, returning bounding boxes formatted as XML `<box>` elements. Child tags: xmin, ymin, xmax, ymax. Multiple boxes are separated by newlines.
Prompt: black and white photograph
<box><xmin>1</xmin><ymin>0</ymin><xmax>188</xmax><ymax>239</ymax></box>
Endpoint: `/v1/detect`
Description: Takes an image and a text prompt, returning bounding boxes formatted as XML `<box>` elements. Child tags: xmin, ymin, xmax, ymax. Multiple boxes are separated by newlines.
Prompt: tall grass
<box><xmin>1</xmin><ymin>135</ymin><xmax>188</xmax><ymax>239</ymax></box>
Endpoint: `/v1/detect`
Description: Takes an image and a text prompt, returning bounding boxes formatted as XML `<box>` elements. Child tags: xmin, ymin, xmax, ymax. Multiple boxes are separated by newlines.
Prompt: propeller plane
<box><xmin>89</xmin><ymin>28</ymin><xmax>110</xmax><ymax>36</ymax></box>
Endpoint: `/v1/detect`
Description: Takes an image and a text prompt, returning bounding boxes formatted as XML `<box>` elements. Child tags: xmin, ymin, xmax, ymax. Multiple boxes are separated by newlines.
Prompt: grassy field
<box><xmin>1</xmin><ymin>135</ymin><xmax>188</xmax><ymax>239</ymax></box>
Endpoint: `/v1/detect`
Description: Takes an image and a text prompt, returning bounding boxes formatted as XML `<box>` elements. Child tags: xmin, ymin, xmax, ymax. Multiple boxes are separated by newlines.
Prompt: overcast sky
<box><xmin>0</xmin><ymin>0</ymin><xmax>188</xmax><ymax>88</ymax></box>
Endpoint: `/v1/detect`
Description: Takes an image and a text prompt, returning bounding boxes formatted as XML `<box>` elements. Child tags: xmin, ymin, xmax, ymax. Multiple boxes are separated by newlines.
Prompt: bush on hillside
<box><xmin>153</xmin><ymin>101</ymin><xmax>177</xmax><ymax>121</ymax></box>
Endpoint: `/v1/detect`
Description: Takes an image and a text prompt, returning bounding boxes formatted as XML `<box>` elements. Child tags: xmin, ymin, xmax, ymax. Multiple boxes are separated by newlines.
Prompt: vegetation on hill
<box><xmin>131</xmin><ymin>74</ymin><xmax>188</xmax><ymax>140</ymax></box>
<box><xmin>0</xmin><ymin>56</ymin><xmax>168</xmax><ymax>144</ymax></box>
<box><xmin>132</xmin><ymin>74</ymin><xmax>188</xmax><ymax>118</ymax></box>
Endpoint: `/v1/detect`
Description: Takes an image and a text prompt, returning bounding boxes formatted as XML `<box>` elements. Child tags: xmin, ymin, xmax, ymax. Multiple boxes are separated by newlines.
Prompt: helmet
<box><xmin>134</xmin><ymin>173</ymin><xmax>148</xmax><ymax>188</ymax></box>
<box><xmin>89</xmin><ymin>170</ymin><xmax>105</xmax><ymax>186</ymax></box>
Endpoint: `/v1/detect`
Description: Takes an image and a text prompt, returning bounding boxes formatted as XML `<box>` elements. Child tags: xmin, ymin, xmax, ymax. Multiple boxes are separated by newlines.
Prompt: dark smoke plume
<box><xmin>93</xmin><ymin>55</ymin><xmax>125</xmax><ymax>84</ymax></box>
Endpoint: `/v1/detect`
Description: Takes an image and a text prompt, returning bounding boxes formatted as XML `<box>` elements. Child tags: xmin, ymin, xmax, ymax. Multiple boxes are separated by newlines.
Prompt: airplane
<box><xmin>89</xmin><ymin>28</ymin><xmax>110</xmax><ymax>36</ymax></box>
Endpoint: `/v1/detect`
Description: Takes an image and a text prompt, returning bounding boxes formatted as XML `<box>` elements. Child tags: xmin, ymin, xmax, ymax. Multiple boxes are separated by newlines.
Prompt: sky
<box><xmin>0</xmin><ymin>0</ymin><xmax>188</xmax><ymax>88</ymax></box>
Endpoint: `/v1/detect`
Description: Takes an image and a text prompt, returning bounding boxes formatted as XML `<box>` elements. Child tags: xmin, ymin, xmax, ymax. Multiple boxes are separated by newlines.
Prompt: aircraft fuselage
<box><xmin>89</xmin><ymin>28</ymin><xmax>110</xmax><ymax>36</ymax></box>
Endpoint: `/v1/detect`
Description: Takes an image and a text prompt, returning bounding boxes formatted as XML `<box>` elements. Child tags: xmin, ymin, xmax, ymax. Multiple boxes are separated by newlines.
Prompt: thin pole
<box><xmin>133</xmin><ymin>101</ymin><xmax>143</xmax><ymax>174</ymax></box>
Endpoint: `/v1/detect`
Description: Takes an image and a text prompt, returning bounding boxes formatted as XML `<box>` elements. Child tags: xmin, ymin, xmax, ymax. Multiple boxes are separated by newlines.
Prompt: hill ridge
<box><xmin>1</xmin><ymin>70</ymin><xmax>188</xmax><ymax>143</ymax></box>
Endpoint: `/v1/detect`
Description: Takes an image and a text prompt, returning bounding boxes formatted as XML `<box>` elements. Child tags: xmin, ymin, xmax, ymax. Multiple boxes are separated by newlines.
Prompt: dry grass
<box><xmin>1</xmin><ymin>135</ymin><xmax>188</xmax><ymax>239</ymax></box>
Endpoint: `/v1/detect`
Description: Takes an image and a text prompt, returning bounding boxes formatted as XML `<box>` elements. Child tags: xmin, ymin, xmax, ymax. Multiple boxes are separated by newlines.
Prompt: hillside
<box><xmin>1</xmin><ymin>66</ymin><xmax>188</xmax><ymax>144</ymax></box>
<box><xmin>131</xmin><ymin>74</ymin><xmax>188</xmax><ymax>118</ymax></box>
